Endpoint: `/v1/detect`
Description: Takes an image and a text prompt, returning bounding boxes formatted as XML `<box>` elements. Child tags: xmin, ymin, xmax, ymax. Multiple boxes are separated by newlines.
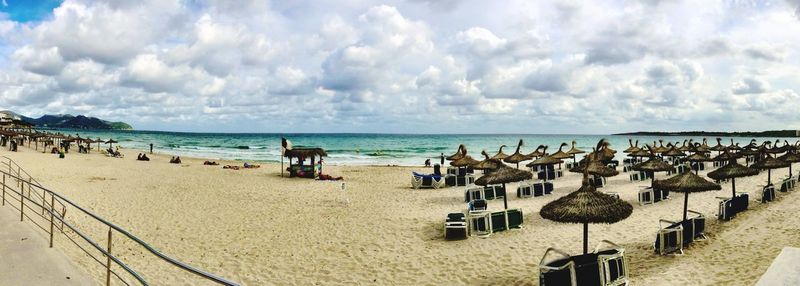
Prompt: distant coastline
<box><xmin>614</xmin><ymin>130</ymin><xmax>799</xmax><ymax>137</ymax></box>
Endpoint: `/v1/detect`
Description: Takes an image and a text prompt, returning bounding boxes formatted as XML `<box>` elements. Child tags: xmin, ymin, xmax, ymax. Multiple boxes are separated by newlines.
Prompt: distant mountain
<box><xmin>0</xmin><ymin>111</ymin><xmax>132</xmax><ymax>130</ymax></box>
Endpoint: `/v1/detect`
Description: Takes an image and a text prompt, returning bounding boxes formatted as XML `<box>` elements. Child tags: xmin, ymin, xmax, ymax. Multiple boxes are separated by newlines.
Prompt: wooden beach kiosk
<box><xmin>283</xmin><ymin>148</ymin><xmax>328</xmax><ymax>178</ymax></box>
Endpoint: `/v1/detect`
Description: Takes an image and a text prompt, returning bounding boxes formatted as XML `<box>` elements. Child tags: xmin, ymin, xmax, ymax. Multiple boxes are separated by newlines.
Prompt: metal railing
<box><xmin>0</xmin><ymin>160</ymin><xmax>239</xmax><ymax>286</ymax></box>
<box><xmin>1</xmin><ymin>156</ymin><xmax>67</xmax><ymax>219</ymax></box>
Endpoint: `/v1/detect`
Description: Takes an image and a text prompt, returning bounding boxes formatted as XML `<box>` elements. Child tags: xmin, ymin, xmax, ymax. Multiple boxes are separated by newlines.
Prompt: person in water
<box><xmin>440</xmin><ymin>153</ymin><xmax>445</xmax><ymax>165</ymax></box>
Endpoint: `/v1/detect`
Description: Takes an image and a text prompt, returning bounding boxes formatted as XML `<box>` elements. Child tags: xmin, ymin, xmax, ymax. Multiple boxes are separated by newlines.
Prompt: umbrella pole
<box><xmin>768</xmin><ymin>169</ymin><xmax>771</xmax><ymax>185</ymax></box>
<box><xmin>503</xmin><ymin>183</ymin><xmax>508</xmax><ymax>209</ymax></box>
<box><xmin>683</xmin><ymin>192</ymin><xmax>689</xmax><ymax>221</ymax></box>
<box><xmin>732</xmin><ymin>178</ymin><xmax>736</xmax><ymax>198</ymax></box>
<box><xmin>583</xmin><ymin>222</ymin><xmax>588</xmax><ymax>255</ymax></box>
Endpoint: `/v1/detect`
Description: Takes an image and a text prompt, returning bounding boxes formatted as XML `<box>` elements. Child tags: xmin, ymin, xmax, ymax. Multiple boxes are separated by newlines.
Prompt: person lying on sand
<box><xmin>318</xmin><ymin>173</ymin><xmax>343</xmax><ymax>181</ymax></box>
<box><xmin>243</xmin><ymin>162</ymin><xmax>260</xmax><ymax>169</ymax></box>
<box><xmin>223</xmin><ymin>165</ymin><xmax>240</xmax><ymax>170</ymax></box>
<box><xmin>169</xmin><ymin>156</ymin><xmax>182</xmax><ymax>164</ymax></box>
<box><xmin>203</xmin><ymin>161</ymin><xmax>219</xmax><ymax>165</ymax></box>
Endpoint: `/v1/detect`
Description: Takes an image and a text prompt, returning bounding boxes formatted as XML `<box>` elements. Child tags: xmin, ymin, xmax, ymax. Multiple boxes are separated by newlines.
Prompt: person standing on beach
<box><xmin>149</xmin><ymin>143</ymin><xmax>154</xmax><ymax>154</ymax></box>
<box><xmin>440</xmin><ymin>153</ymin><xmax>444</xmax><ymax>165</ymax></box>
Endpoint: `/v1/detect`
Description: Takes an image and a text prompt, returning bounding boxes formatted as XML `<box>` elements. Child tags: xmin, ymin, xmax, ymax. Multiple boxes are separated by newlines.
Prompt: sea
<box><xmin>47</xmin><ymin>129</ymin><xmax>798</xmax><ymax>166</ymax></box>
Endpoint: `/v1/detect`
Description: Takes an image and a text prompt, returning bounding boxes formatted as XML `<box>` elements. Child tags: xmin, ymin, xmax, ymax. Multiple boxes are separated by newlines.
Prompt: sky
<box><xmin>1</xmin><ymin>0</ymin><xmax>800</xmax><ymax>134</ymax></box>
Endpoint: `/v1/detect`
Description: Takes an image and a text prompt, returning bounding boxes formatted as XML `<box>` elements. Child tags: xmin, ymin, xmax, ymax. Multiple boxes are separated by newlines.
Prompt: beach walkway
<box><xmin>756</xmin><ymin>247</ymin><xmax>800</xmax><ymax>286</ymax></box>
<box><xmin>0</xmin><ymin>206</ymin><xmax>94</xmax><ymax>285</ymax></box>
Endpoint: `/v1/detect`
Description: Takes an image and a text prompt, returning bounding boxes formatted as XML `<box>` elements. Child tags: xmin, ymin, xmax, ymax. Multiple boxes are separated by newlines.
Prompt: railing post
<box><xmin>49</xmin><ymin>194</ymin><xmax>54</xmax><ymax>248</ymax></box>
<box><xmin>2</xmin><ymin>173</ymin><xmax>5</xmax><ymax>206</ymax></box>
<box><xmin>20</xmin><ymin>181</ymin><xmax>24</xmax><ymax>222</ymax></box>
<box><xmin>106</xmin><ymin>228</ymin><xmax>112</xmax><ymax>286</ymax></box>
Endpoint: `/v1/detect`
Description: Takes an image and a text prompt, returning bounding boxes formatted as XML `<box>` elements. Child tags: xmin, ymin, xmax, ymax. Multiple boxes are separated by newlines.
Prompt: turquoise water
<box><xmin>47</xmin><ymin>129</ymin><xmax>797</xmax><ymax>166</ymax></box>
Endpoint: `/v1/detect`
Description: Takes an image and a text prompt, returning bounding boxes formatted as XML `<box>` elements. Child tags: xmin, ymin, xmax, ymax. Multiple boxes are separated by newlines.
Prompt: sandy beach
<box><xmin>2</xmin><ymin>144</ymin><xmax>799</xmax><ymax>285</ymax></box>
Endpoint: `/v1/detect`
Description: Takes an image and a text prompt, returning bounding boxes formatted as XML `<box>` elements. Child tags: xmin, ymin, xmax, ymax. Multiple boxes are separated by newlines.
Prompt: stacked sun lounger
<box><xmin>638</xmin><ymin>186</ymin><xmax>668</xmax><ymax>205</ymax></box>
<box><xmin>445</xmin><ymin>166</ymin><xmax>475</xmax><ymax>187</ymax></box>
<box><xmin>533</xmin><ymin>165</ymin><xmax>564</xmax><ymax>181</ymax></box>
<box><xmin>762</xmin><ymin>184</ymin><xmax>776</xmax><ymax>203</ymax></box>
<box><xmin>779</xmin><ymin>176</ymin><xmax>797</xmax><ymax>192</ymax></box>
<box><xmin>718</xmin><ymin>193</ymin><xmax>749</xmax><ymax>220</ymax></box>
<box><xmin>589</xmin><ymin>175</ymin><xmax>606</xmax><ymax>189</ymax></box>
<box><xmin>444</xmin><ymin>213</ymin><xmax>467</xmax><ymax>240</ymax></box>
<box><xmin>464</xmin><ymin>185</ymin><xmax>506</xmax><ymax>202</ymax></box>
<box><xmin>690</xmin><ymin>162</ymin><xmax>705</xmax><ymax>172</ymax></box>
<box><xmin>654</xmin><ymin>211</ymin><xmax>706</xmax><ymax>255</ymax></box>
<box><xmin>517</xmin><ymin>181</ymin><xmax>553</xmax><ymax>198</ymax></box>
<box><xmin>411</xmin><ymin>172</ymin><xmax>446</xmax><ymax>189</ymax></box>
<box><xmin>667</xmin><ymin>164</ymin><xmax>688</xmax><ymax>175</ymax></box>
<box><xmin>465</xmin><ymin>209</ymin><xmax>524</xmax><ymax>238</ymax></box>
<box><xmin>539</xmin><ymin>241</ymin><xmax>629</xmax><ymax>286</ymax></box>
<box><xmin>629</xmin><ymin>171</ymin><xmax>650</xmax><ymax>182</ymax></box>
<box><xmin>622</xmin><ymin>159</ymin><xmax>637</xmax><ymax>173</ymax></box>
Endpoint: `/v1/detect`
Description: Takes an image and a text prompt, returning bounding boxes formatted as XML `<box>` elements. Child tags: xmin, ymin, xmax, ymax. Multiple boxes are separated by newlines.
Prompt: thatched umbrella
<box><xmin>491</xmin><ymin>145</ymin><xmax>509</xmax><ymax>160</ymax></box>
<box><xmin>540</xmin><ymin>160</ymin><xmax>633</xmax><ymax>254</ymax></box>
<box><xmin>653</xmin><ymin>140</ymin><xmax>668</xmax><ymax>154</ymax></box>
<box><xmin>450</xmin><ymin>153</ymin><xmax>480</xmax><ymax>167</ymax></box>
<box><xmin>708</xmin><ymin>161</ymin><xmax>759</xmax><ymax>198</ymax></box>
<box><xmin>446</xmin><ymin>144</ymin><xmax>466</xmax><ymax>161</ymax></box>
<box><xmin>566</xmin><ymin>140</ymin><xmax>586</xmax><ymax>164</ymax></box>
<box><xmin>504</xmin><ymin>139</ymin><xmax>529</xmax><ymax>169</ymax></box>
<box><xmin>569</xmin><ymin>159</ymin><xmax>619</xmax><ymax>177</ymax></box>
<box><xmin>727</xmin><ymin>139</ymin><xmax>742</xmax><ymax>152</ymax></box>
<box><xmin>684</xmin><ymin>152</ymin><xmax>711</xmax><ymax>175</ymax></box>
<box><xmin>697</xmin><ymin>138</ymin><xmax>711</xmax><ymax>153</ymax></box>
<box><xmin>662</xmin><ymin>146</ymin><xmax>686</xmax><ymax>165</ymax></box>
<box><xmin>678</xmin><ymin>140</ymin><xmax>691</xmax><ymax>152</ymax></box>
<box><xmin>525</xmin><ymin>145</ymin><xmax>547</xmax><ymax>160</ymax></box>
<box><xmin>623</xmin><ymin>139</ymin><xmax>640</xmax><ymax>153</ymax></box>
<box><xmin>710</xmin><ymin>138</ymin><xmax>727</xmax><ymax>155</ymax></box>
<box><xmin>771</xmin><ymin>140</ymin><xmax>792</xmax><ymax>154</ymax></box>
<box><xmin>527</xmin><ymin>155</ymin><xmax>564</xmax><ymax>182</ymax></box>
<box><xmin>475</xmin><ymin>159</ymin><xmax>533</xmax><ymax>209</ymax></box>
<box><xmin>751</xmin><ymin>156</ymin><xmax>790</xmax><ymax>185</ymax></box>
<box><xmin>474</xmin><ymin>150</ymin><xmax>502</xmax><ymax>171</ymax></box>
<box><xmin>549</xmin><ymin>143</ymin><xmax>572</xmax><ymax>169</ymax></box>
<box><xmin>632</xmin><ymin>153</ymin><xmax>674</xmax><ymax>188</ymax></box>
<box><xmin>712</xmin><ymin>150</ymin><xmax>741</xmax><ymax>163</ymax></box>
<box><xmin>777</xmin><ymin>152</ymin><xmax>800</xmax><ymax>176</ymax></box>
<box><xmin>105</xmin><ymin>139</ymin><xmax>118</xmax><ymax>148</ymax></box>
<box><xmin>654</xmin><ymin>172</ymin><xmax>721</xmax><ymax>221</ymax></box>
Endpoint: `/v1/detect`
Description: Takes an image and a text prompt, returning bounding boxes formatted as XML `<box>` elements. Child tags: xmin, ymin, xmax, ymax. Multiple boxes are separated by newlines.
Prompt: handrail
<box><xmin>0</xmin><ymin>156</ymin><xmax>67</xmax><ymax>217</ymax></box>
<box><xmin>0</xmin><ymin>166</ymin><xmax>239</xmax><ymax>285</ymax></box>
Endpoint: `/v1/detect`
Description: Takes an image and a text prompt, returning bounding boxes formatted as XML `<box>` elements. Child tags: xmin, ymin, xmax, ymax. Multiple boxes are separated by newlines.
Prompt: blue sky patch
<box><xmin>0</xmin><ymin>0</ymin><xmax>61</xmax><ymax>23</ymax></box>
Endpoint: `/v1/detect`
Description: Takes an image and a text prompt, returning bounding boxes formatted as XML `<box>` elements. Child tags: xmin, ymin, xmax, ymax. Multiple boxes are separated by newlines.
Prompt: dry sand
<box><xmin>2</xmin><ymin>145</ymin><xmax>799</xmax><ymax>285</ymax></box>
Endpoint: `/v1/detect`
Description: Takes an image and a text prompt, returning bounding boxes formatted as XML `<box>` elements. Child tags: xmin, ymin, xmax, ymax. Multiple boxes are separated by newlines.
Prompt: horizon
<box><xmin>2</xmin><ymin>1</ymin><xmax>800</xmax><ymax>133</ymax></box>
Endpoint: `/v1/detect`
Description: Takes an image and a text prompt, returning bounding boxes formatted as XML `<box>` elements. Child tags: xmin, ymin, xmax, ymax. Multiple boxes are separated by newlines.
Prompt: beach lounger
<box><xmin>533</xmin><ymin>181</ymin><xmax>554</xmax><ymax>197</ymax></box>
<box><xmin>517</xmin><ymin>181</ymin><xmax>534</xmax><ymax>198</ymax></box>
<box><xmin>468</xmin><ymin>199</ymin><xmax>487</xmax><ymax>211</ymax></box>
<box><xmin>467</xmin><ymin>210</ymin><xmax>492</xmax><ymax>237</ymax></box>
<box><xmin>629</xmin><ymin>171</ymin><xmax>650</xmax><ymax>182</ymax></box>
<box><xmin>537</xmin><ymin>169</ymin><xmax>563</xmax><ymax>181</ymax></box>
<box><xmin>590</xmin><ymin>175</ymin><xmax>606</xmax><ymax>188</ymax></box>
<box><xmin>654</xmin><ymin>219</ymin><xmax>684</xmax><ymax>255</ymax></box>
<box><xmin>713</xmin><ymin>160</ymin><xmax>729</xmax><ymax>168</ymax></box>
<box><xmin>602</xmin><ymin>191</ymin><xmax>620</xmax><ymax>199</ymax></box>
<box><xmin>667</xmin><ymin>164</ymin><xmax>688</xmax><ymax>175</ymax></box>
<box><xmin>446</xmin><ymin>173</ymin><xmax>475</xmax><ymax>187</ymax></box>
<box><xmin>539</xmin><ymin>240</ymin><xmax>628</xmax><ymax>286</ymax></box>
<box><xmin>779</xmin><ymin>177</ymin><xmax>796</xmax><ymax>192</ymax></box>
<box><xmin>483</xmin><ymin>184</ymin><xmax>505</xmax><ymax>200</ymax></box>
<box><xmin>464</xmin><ymin>186</ymin><xmax>484</xmax><ymax>202</ymax></box>
<box><xmin>717</xmin><ymin>193</ymin><xmax>750</xmax><ymax>220</ymax></box>
<box><xmin>691</xmin><ymin>162</ymin><xmax>705</xmax><ymax>172</ymax></box>
<box><xmin>490</xmin><ymin>211</ymin><xmax>507</xmax><ymax>233</ymax></box>
<box><xmin>638</xmin><ymin>187</ymin><xmax>667</xmax><ymax>205</ymax></box>
<box><xmin>411</xmin><ymin>172</ymin><xmax>446</xmax><ymax>189</ymax></box>
<box><xmin>506</xmin><ymin>209</ymin><xmax>523</xmax><ymax>229</ymax></box>
<box><xmin>444</xmin><ymin>213</ymin><xmax>467</xmax><ymax>240</ymax></box>
<box><xmin>761</xmin><ymin>184</ymin><xmax>776</xmax><ymax>203</ymax></box>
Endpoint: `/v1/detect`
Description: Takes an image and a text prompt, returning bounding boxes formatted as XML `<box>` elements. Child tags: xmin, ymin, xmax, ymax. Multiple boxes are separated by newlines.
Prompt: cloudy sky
<box><xmin>1</xmin><ymin>0</ymin><xmax>800</xmax><ymax>134</ymax></box>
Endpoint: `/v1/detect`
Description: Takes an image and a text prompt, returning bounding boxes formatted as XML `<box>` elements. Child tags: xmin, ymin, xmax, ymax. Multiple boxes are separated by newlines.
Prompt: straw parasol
<box><xmin>475</xmin><ymin>159</ymin><xmax>533</xmax><ymax>209</ymax></box>
<box><xmin>632</xmin><ymin>150</ymin><xmax>674</xmax><ymax>188</ymax></box>
<box><xmin>526</xmin><ymin>154</ymin><xmax>564</xmax><ymax>170</ymax></box>
<box><xmin>504</xmin><ymin>139</ymin><xmax>529</xmax><ymax>169</ymax></box>
<box><xmin>623</xmin><ymin>139</ymin><xmax>640</xmax><ymax>153</ymax></box>
<box><xmin>678</xmin><ymin>140</ymin><xmax>691</xmax><ymax>152</ymax></box>
<box><xmin>490</xmin><ymin>145</ymin><xmax>509</xmax><ymax>160</ymax></box>
<box><xmin>777</xmin><ymin>152</ymin><xmax>800</xmax><ymax>176</ymax></box>
<box><xmin>525</xmin><ymin>145</ymin><xmax>547</xmax><ymax>160</ymax></box>
<box><xmin>684</xmin><ymin>152</ymin><xmax>711</xmax><ymax>175</ymax></box>
<box><xmin>450</xmin><ymin>152</ymin><xmax>480</xmax><ymax>167</ymax></box>
<box><xmin>549</xmin><ymin>142</ymin><xmax>572</xmax><ymax>169</ymax></box>
<box><xmin>105</xmin><ymin>139</ymin><xmax>118</xmax><ymax>148</ymax></box>
<box><xmin>446</xmin><ymin>144</ymin><xmax>466</xmax><ymax>161</ymax></box>
<box><xmin>710</xmin><ymin>138</ymin><xmax>727</xmax><ymax>154</ymax></box>
<box><xmin>474</xmin><ymin>150</ymin><xmax>502</xmax><ymax>171</ymax></box>
<box><xmin>540</xmin><ymin>157</ymin><xmax>633</xmax><ymax>254</ymax></box>
<box><xmin>654</xmin><ymin>171</ymin><xmax>721</xmax><ymax>221</ymax></box>
<box><xmin>727</xmin><ymin>139</ymin><xmax>742</xmax><ymax>152</ymax></box>
<box><xmin>707</xmin><ymin>161</ymin><xmax>759</xmax><ymax>197</ymax></box>
<box><xmin>569</xmin><ymin>158</ymin><xmax>619</xmax><ymax>177</ymax></box>
<box><xmin>566</xmin><ymin>140</ymin><xmax>586</xmax><ymax>164</ymax></box>
<box><xmin>653</xmin><ymin>140</ymin><xmax>668</xmax><ymax>154</ymax></box>
<box><xmin>751</xmin><ymin>156</ymin><xmax>790</xmax><ymax>185</ymax></box>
